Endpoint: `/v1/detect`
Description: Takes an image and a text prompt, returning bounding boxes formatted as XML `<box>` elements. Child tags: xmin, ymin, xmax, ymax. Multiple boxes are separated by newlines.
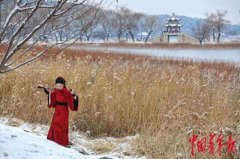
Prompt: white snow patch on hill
<box><xmin>0</xmin><ymin>118</ymin><xmax>146</xmax><ymax>159</ymax></box>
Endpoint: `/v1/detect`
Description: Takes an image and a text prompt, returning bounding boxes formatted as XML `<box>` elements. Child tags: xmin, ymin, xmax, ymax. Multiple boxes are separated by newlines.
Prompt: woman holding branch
<box><xmin>43</xmin><ymin>77</ymin><xmax>78</xmax><ymax>147</ymax></box>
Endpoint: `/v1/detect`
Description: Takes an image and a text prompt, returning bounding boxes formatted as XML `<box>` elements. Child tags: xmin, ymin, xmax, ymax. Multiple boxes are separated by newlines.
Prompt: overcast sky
<box><xmin>108</xmin><ymin>0</ymin><xmax>240</xmax><ymax>25</ymax></box>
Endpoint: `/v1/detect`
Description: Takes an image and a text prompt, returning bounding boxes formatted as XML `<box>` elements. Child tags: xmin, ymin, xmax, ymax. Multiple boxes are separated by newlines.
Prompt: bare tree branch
<box><xmin>5</xmin><ymin>2</ymin><xmax>103</xmax><ymax>67</ymax></box>
<box><xmin>1</xmin><ymin>0</ymin><xmax>45</xmax><ymax>68</ymax></box>
<box><xmin>0</xmin><ymin>0</ymin><xmax>109</xmax><ymax>73</ymax></box>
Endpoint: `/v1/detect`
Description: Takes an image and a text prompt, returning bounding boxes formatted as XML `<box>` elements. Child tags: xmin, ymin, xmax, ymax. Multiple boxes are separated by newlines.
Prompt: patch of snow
<box><xmin>0</xmin><ymin>118</ymin><xmax>146</xmax><ymax>159</ymax></box>
<box><xmin>0</xmin><ymin>123</ymin><xmax>103</xmax><ymax>159</ymax></box>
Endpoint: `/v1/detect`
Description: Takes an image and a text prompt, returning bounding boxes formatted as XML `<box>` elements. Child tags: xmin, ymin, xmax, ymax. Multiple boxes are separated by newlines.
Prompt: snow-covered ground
<box><xmin>0</xmin><ymin>118</ymin><xmax>146</xmax><ymax>159</ymax></box>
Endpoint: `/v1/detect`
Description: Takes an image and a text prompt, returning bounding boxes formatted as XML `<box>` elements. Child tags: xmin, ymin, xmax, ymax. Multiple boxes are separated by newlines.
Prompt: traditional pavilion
<box><xmin>151</xmin><ymin>13</ymin><xmax>198</xmax><ymax>44</ymax></box>
<box><xmin>165</xmin><ymin>13</ymin><xmax>182</xmax><ymax>34</ymax></box>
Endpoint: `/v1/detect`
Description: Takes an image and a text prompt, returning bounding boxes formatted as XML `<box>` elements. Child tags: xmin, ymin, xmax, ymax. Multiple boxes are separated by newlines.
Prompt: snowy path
<box><xmin>0</xmin><ymin>118</ymin><xmax>145</xmax><ymax>159</ymax></box>
<box><xmin>0</xmin><ymin>123</ymin><xmax>108</xmax><ymax>159</ymax></box>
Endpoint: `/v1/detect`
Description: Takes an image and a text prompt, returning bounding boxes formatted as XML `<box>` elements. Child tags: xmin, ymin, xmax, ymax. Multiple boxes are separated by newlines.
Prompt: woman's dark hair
<box><xmin>55</xmin><ymin>77</ymin><xmax>66</xmax><ymax>86</ymax></box>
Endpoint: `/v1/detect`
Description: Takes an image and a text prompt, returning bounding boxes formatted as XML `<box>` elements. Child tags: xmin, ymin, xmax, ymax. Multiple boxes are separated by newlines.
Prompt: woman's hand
<box><xmin>43</xmin><ymin>87</ymin><xmax>50</xmax><ymax>95</ymax></box>
<box><xmin>70</xmin><ymin>89</ymin><xmax>77</xmax><ymax>100</ymax></box>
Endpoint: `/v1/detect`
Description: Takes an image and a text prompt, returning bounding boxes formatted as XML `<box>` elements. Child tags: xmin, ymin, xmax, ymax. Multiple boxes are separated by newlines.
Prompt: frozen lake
<box><xmin>74</xmin><ymin>46</ymin><xmax>240</xmax><ymax>63</ymax></box>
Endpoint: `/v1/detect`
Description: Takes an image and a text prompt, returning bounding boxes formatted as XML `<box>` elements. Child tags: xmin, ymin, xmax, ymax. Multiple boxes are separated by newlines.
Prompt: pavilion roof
<box><xmin>165</xmin><ymin>24</ymin><xmax>182</xmax><ymax>27</ymax></box>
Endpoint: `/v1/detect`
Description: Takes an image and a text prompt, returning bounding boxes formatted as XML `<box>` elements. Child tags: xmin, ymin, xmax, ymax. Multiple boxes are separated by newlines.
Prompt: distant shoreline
<box><xmin>68</xmin><ymin>42</ymin><xmax>240</xmax><ymax>50</ymax></box>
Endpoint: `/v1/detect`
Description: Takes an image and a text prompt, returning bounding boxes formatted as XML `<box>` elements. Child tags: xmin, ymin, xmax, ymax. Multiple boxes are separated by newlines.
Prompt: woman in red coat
<box><xmin>44</xmin><ymin>77</ymin><xmax>78</xmax><ymax>147</ymax></box>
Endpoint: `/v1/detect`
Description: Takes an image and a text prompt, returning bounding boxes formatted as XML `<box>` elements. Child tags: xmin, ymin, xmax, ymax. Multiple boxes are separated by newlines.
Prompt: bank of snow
<box><xmin>0</xmin><ymin>123</ymin><xmax>106</xmax><ymax>159</ymax></box>
<box><xmin>0</xmin><ymin>118</ymin><xmax>146</xmax><ymax>159</ymax></box>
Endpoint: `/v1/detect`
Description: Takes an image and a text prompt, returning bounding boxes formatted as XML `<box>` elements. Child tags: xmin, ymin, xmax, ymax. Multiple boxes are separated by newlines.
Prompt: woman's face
<box><xmin>56</xmin><ymin>83</ymin><xmax>64</xmax><ymax>90</ymax></box>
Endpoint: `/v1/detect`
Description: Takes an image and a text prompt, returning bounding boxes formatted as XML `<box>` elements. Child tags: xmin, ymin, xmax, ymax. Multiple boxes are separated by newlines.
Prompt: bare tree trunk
<box><xmin>86</xmin><ymin>34</ymin><xmax>90</xmax><ymax>41</ymax></box>
<box><xmin>118</xmin><ymin>29</ymin><xmax>122</xmax><ymax>42</ymax></box>
<box><xmin>212</xmin><ymin>27</ymin><xmax>216</xmax><ymax>42</ymax></box>
<box><xmin>125</xmin><ymin>32</ymin><xmax>128</xmax><ymax>41</ymax></box>
<box><xmin>58</xmin><ymin>30</ymin><xmax>64</xmax><ymax>41</ymax></box>
<box><xmin>106</xmin><ymin>32</ymin><xmax>109</xmax><ymax>42</ymax></box>
<box><xmin>128</xmin><ymin>31</ymin><xmax>135</xmax><ymax>43</ymax></box>
<box><xmin>79</xmin><ymin>33</ymin><xmax>83</xmax><ymax>41</ymax></box>
<box><xmin>217</xmin><ymin>32</ymin><xmax>221</xmax><ymax>43</ymax></box>
<box><xmin>199</xmin><ymin>30</ymin><xmax>206</xmax><ymax>47</ymax></box>
<box><xmin>145</xmin><ymin>30</ymin><xmax>153</xmax><ymax>43</ymax></box>
<box><xmin>54</xmin><ymin>33</ymin><xmax>58</xmax><ymax>42</ymax></box>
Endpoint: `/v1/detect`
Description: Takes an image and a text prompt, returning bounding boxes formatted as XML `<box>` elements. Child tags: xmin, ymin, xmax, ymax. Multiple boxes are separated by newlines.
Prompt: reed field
<box><xmin>0</xmin><ymin>45</ymin><xmax>240</xmax><ymax>158</ymax></box>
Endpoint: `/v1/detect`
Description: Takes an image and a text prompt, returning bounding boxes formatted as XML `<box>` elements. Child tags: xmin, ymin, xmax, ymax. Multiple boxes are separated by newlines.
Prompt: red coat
<box><xmin>46</xmin><ymin>87</ymin><xmax>78</xmax><ymax>146</ymax></box>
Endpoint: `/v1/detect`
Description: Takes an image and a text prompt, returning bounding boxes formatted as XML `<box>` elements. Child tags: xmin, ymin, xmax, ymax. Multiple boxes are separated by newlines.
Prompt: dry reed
<box><xmin>0</xmin><ymin>46</ymin><xmax>240</xmax><ymax>159</ymax></box>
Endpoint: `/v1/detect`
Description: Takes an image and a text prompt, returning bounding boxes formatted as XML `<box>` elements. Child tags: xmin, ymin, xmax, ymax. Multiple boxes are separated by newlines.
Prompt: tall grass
<box><xmin>0</xmin><ymin>47</ymin><xmax>240</xmax><ymax>158</ymax></box>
